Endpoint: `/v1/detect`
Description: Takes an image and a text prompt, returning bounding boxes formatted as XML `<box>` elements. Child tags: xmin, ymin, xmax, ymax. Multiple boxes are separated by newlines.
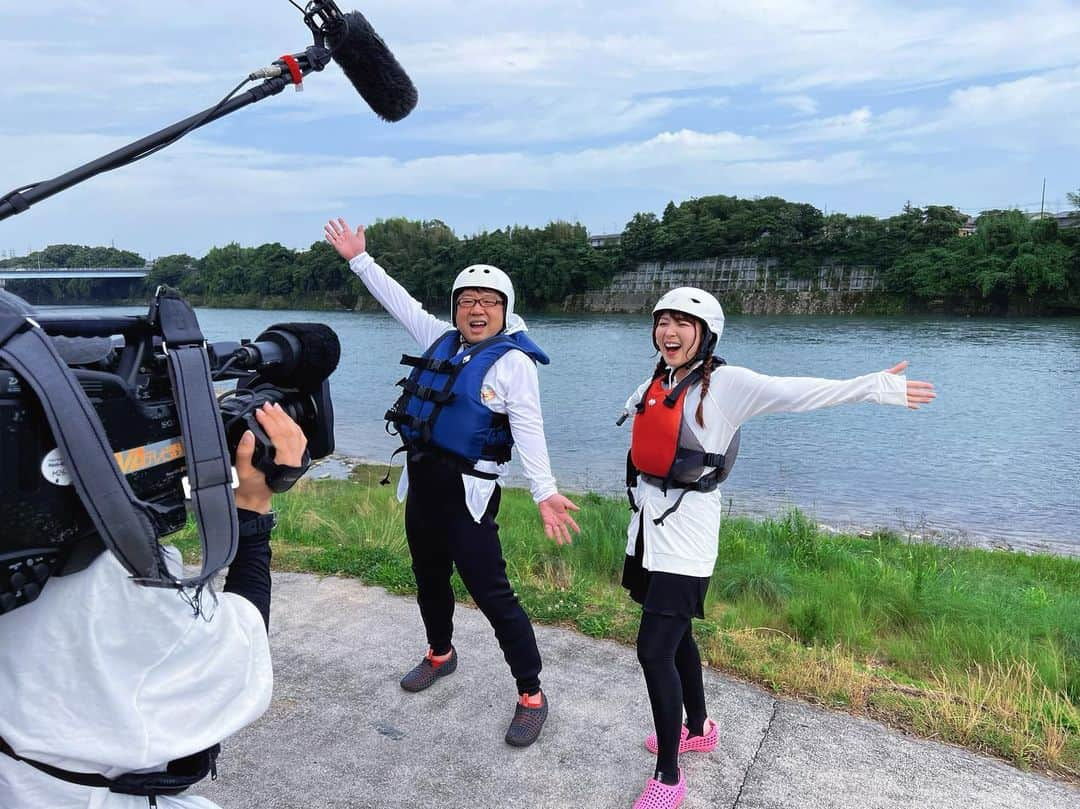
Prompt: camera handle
<box><xmin>235</xmin><ymin>407</ymin><xmax>313</xmax><ymax>494</ymax></box>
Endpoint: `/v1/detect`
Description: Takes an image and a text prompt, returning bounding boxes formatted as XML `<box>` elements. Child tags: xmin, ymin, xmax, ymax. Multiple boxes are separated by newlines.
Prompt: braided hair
<box><xmin>695</xmin><ymin>354</ymin><xmax>715</xmax><ymax>427</ymax></box>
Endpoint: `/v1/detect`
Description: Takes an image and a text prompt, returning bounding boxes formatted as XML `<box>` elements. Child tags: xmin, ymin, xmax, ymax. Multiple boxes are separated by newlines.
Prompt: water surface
<box><xmin>43</xmin><ymin>305</ymin><xmax>1080</xmax><ymax>555</ymax></box>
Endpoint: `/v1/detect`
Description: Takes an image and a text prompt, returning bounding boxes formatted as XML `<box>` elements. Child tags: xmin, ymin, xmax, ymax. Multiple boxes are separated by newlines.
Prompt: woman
<box><xmin>621</xmin><ymin>287</ymin><xmax>935</xmax><ymax>808</ymax></box>
<box><xmin>324</xmin><ymin>217</ymin><xmax>580</xmax><ymax>748</ymax></box>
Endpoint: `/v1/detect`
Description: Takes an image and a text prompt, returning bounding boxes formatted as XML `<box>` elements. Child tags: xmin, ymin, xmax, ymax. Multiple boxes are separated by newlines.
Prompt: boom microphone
<box><xmin>326</xmin><ymin>11</ymin><xmax>418</xmax><ymax>122</ymax></box>
<box><xmin>0</xmin><ymin>3</ymin><xmax>420</xmax><ymax>223</ymax></box>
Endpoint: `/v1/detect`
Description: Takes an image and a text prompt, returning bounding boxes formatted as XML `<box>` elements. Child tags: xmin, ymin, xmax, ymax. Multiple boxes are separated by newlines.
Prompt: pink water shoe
<box><xmin>632</xmin><ymin>769</ymin><xmax>686</xmax><ymax>809</ymax></box>
<box><xmin>644</xmin><ymin>718</ymin><xmax>717</xmax><ymax>755</ymax></box>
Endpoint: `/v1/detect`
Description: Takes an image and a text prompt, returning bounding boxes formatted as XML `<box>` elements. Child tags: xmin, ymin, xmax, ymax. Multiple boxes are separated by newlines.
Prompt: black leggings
<box><xmin>404</xmin><ymin>456</ymin><xmax>542</xmax><ymax>695</ymax></box>
<box><xmin>637</xmin><ymin>610</ymin><xmax>707</xmax><ymax>777</ymax></box>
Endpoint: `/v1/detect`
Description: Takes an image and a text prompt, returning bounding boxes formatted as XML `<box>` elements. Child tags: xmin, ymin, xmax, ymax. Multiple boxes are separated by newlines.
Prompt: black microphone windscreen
<box><xmin>265</xmin><ymin>323</ymin><xmax>341</xmax><ymax>390</ymax></box>
<box><xmin>327</xmin><ymin>11</ymin><xmax>418</xmax><ymax>122</ymax></box>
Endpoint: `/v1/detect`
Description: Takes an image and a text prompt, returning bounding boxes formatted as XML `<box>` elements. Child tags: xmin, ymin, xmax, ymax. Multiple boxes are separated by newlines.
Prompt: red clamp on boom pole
<box><xmin>279</xmin><ymin>54</ymin><xmax>304</xmax><ymax>90</ymax></box>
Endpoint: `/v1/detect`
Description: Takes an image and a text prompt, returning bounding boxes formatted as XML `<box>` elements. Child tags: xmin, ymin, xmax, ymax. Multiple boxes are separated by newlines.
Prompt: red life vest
<box><xmin>628</xmin><ymin>358</ymin><xmax>740</xmax><ymax>492</ymax></box>
<box><xmin>630</xmin><ymin>375</ymin><xmax>685</xmax><ymax>478</ymax></box>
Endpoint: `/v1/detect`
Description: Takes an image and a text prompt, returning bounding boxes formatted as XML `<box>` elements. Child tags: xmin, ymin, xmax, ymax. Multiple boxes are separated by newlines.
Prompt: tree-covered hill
<box><xmin>4</xmin><ymin>192</ymin><xmax>1078</xmax><ymax>314</ymax></box>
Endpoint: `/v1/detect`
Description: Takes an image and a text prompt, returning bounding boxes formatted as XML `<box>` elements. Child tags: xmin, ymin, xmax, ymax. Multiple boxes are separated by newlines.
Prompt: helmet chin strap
<box><xmin>693</xmin><ymin>329</ymin><xmax>717</xmax><ymax>362</ymax></box>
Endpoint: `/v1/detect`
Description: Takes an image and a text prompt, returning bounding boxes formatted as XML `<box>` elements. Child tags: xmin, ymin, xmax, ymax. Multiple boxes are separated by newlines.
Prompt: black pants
<box><xmin>637</xmin><ymin>610</ymin><xmax>707</xmax><ymax>777</ymax></box>
<box><xmin>404</xmin><ymin>456</ymin><xmax>542</xmax><ymax>695</ymax></box>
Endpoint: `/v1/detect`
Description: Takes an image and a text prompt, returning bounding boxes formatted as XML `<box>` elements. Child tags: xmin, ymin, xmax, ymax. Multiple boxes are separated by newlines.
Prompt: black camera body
<box><xmin>0</xmin><ymin>306</ymin><xmax>338</xmax><ymax>613</ymax></box>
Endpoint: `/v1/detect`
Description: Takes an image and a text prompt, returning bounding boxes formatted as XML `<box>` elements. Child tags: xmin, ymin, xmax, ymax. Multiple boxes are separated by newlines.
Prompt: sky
<box><xmin>1</xmin><ymin>0</ymin><xmax>1078</xmax><ymax>259</ymax></box>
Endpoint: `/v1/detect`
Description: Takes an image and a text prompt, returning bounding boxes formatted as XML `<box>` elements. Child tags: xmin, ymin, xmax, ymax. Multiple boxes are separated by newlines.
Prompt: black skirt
<box><xmin>621</xmin><ymin>517</ymin><xmax>710</xmax><ymax>620</ymax></box>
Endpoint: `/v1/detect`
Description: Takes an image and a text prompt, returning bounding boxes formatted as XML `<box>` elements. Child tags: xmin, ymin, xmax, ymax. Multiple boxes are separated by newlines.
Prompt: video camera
<box><xmin>0</xmin><ymin>287</ymin><xmax>339</xmax><ymax>615</ymax></box>
<box><xmin>0</xmin><ymin>0</ymin><xmax>418</xmax><ymax>618</ymax></box>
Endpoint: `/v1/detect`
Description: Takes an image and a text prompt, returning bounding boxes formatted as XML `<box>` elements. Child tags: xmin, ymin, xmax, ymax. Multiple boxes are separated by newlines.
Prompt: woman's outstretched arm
<box><xmin>717</xmin><ymin>361</ymin><xmax>935</xmax><ymax>428</ymax></box>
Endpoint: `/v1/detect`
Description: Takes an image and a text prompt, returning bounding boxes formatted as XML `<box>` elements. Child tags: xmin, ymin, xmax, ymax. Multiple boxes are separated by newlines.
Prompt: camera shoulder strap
<box><xmin>0</xmin><ymin>289</ymin><xmax>239</xmax><ymax>593</ymax></box>
<box><xmin>150</xmin><ymin>288</ymin><xmax>239</xmax><ymax>589</ymax></box>
<box><xmin>0</xmin><ymin>297</ymin><xmax>169</xmax><ymax>582</ymax></box>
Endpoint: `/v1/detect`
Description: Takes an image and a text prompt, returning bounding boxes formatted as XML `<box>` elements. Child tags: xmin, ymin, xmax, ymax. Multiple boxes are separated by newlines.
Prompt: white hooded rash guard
<box><xmin>624</xmin><ymin>362</ymin><xmax>909</xmax><ymax>577</ymax></box>
<box><xmin>350</xmin><ymin>252</ymin><xmax>559</xmax><ymax>521</ymax></box>
<box><xmin>0</xmin><ymin>548</ymin><xmax>272</xmax><ymax>809</ymax></box>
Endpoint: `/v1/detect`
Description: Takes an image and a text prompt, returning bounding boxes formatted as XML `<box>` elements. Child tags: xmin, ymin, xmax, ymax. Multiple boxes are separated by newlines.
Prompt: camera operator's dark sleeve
<box><xmin>223</xmin><ymin>509</ymin><xmax>274</xmax><ymax>631</ymax></box>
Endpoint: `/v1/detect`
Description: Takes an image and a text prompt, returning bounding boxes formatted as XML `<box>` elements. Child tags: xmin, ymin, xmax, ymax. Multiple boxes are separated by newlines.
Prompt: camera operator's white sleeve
<box><xmin>0</xmin><ymin>547</ymin><xmax>272</xmax><ymax>808</ymax></box>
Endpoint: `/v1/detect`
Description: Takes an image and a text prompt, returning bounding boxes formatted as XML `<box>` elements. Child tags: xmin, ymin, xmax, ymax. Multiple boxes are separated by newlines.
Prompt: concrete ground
<box><xmin>200</xmin><ymin>572</ymin><xmax>1078</xmax><ymax>809</ymax></box>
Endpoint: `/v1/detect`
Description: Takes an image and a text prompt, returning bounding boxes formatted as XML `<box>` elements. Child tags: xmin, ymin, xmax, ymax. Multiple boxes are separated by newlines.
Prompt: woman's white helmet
<box><xmin>451</xmin><ymin>264</ymin><xmax>516</xmax><ymax>319</ymax></box>
<box><xmin>652</xmin><ymin>287</ymin><xmax>725</xmax><ymax>356</ymax></box>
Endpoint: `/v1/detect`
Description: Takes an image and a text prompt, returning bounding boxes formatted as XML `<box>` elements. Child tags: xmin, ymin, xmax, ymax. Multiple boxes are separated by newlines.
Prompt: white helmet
<box><xmin>652</xmin><ymin>287</ymin><xmax>725</xmax><ymax>355</ymax></box>
<box><xmin>451</xmin><ymin>264</ymin><xmax>516</xmax><ymax>320</ymax></box>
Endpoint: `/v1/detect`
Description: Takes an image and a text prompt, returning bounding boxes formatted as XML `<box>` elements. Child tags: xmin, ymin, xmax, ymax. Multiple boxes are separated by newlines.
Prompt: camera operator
<box><xmin>0</xmin><ymin>402</ymin><xmax>307</xmax><ymax>809</ymax></box>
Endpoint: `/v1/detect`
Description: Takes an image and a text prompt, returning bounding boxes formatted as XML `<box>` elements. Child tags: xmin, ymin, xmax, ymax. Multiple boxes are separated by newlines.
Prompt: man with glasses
<box><xmin>324</xmin><ymin>218</ymin><xmax>580</xmax><ymax>747</ymax></box>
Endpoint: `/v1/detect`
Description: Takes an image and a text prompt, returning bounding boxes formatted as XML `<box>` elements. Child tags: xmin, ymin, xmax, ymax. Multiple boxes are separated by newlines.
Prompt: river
<box><xmin>38</xmin><ymin>305</ymin><xmax>1080</xmax><ymax>556</ymax></box>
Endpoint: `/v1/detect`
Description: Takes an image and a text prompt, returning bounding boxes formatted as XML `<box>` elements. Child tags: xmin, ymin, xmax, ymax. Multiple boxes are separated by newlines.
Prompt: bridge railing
<box><xmin>0</xmin><ymin>266</ymin><xmax>149</xmax><ymax>279</ymax></box>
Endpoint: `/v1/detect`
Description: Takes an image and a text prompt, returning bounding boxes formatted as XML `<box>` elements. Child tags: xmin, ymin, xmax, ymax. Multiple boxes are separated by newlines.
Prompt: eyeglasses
<box><xmin>456</xmin><ymin>296</ymin><xmax>504</xmax><ymax>309</ymax></box>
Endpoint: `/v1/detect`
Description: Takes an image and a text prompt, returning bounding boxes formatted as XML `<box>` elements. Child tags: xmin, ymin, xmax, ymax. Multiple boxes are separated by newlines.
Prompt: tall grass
<box><xmin>174</xmin><ymin>471</ymin><xmax>1080</xmax><ymax>779</ymax></box>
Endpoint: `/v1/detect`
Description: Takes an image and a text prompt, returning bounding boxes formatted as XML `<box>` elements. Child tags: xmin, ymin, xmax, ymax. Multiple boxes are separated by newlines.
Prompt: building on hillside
<box><xmin>1027</xmin><ymin>211</ymin><xmax>1080</xmax><ymax>229</ymax></box>
<box><xmin>587</xmin><ymin>233</ymin><xmax>622</xmax><ymax>249</ymax></box>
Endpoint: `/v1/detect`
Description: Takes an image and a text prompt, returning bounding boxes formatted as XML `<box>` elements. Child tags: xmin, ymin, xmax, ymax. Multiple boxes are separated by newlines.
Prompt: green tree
<box><xmin>618</xmin><ymin>212</ymin><xmax>662</xmax><ymax>266</ymax></box>
<box><xmin>145</xmin><ymin>254</ymin><xmax>195</xmax><ymax>290</ymax></box>
<box><xmin>6</xmin><ymin>190</ymin><xmax>1078</xmax><ymax>314</ymax></box>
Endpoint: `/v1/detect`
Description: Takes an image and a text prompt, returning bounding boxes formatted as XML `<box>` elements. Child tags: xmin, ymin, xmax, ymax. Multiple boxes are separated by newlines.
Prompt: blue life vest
<box><xmin>385</xmin><ymin>330</ymin><xmax>550</xmax><ymax>469</ymax></box>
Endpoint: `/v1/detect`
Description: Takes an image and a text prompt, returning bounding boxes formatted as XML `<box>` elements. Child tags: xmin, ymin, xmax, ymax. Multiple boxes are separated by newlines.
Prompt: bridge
<box><xmin>0</xmin><ymin>267</ymin><xmax>149</xmax><ymax>279</ymax></box>
<box><xmin>0</xmin><ymin>266</ymin><xmax>148</xmax><ymax>287</ymax></box>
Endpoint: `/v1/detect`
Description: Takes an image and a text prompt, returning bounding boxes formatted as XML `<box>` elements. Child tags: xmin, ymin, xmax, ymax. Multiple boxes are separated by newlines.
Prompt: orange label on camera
<box><xmin>114</xmin><ymin>439</ymin><xmax>186</xmax><ymax>474</ymax></box>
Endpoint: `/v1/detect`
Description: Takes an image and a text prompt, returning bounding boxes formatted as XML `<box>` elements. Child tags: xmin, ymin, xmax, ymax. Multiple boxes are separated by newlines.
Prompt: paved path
<box><xmin>200</xmin><ymin>572</ymin><xmax>1078</xmax><ymax>808</ymax></box>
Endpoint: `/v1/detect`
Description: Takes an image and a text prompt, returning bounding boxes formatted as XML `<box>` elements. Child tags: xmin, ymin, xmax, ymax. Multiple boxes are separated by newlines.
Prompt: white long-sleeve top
<box><xmin>0</xmin><ymin>548</ymin><xmax>272</xmax><ymax>809</ymax></box>
<box><xmin>624</xmin><ymin>363</ymin><xmax>909</xmax><ymax>577</ymax></box>
<box><xmin>349</xmin><ymin>252</ymin><xmax>558</xmax><ymax>521</ymax></box>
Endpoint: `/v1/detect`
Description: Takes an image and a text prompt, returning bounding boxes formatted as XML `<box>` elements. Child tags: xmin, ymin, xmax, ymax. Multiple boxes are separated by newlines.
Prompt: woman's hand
<box><xmin>537</xmin><ymin>493</ymin><xmax>581</xmax><ymax>545</ymax></box>
<box><xmin>886</xmin><ymin>360</ymin><xmax>937</xmax><ymax>410</ymax></box>
<box><xmin>324</xmin><ymin>217</ymin><xmax>366</xmax><ymax>261</ymax></box>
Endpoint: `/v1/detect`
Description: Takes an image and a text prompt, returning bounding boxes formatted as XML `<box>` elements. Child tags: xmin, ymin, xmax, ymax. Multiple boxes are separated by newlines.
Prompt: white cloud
<box><xmin>0</xmin><ymin>42</ymin><xmax>220</xmax><ymax>102</ymax></box>
<box><xmin>413</xmin><ymin>94</ymin><xmax>716</xmax><ymax>145</ymax></box>
<box><xmin>767</xmin><ymin>64</ymin><xmax>1080</xmax><ymax>153</ymax></box>
<box><xmin>881</xmin><ymin>66</ymin><xmax>1080</xmax><ymax>150</ymax></box>
<box><xmin>777</xmin><ymin>95</ymin><xmax>819</xmax><ymax>115</ymax></box>
<box><xmin>940</xmin><ymin>68</ymin><xmax>1080</xmax><ymax>131</ymax></box>
<box><xmin>0</xmin><ymin>126</ymin><xmax>837</xmax><ymax>217</ymax></box>
<box><xmin>394</xmin><ymin>0</ymin><xmax>1080</xmax><ymax>99</ymax></box>
<box><xmin>5</xmin><ymin>2</ymin><xmax>1080</xmax><ymax>139</ymax></box>
<box><xmin>2</xmin><ymin>1</ymin><xmax>1079</xmax><ymax>253</ymax></box>
<box><xmin>786</xmin><ymin>107</ymin><xmax>874</xmax><ymax>143</ymax></box>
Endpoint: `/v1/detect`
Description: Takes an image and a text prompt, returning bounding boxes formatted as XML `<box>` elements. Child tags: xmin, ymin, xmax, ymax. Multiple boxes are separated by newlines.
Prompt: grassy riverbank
<box><xmin>175</xmin><ymin>468</ymin><xmax>1079</xmax><ymax>779</ymax></box>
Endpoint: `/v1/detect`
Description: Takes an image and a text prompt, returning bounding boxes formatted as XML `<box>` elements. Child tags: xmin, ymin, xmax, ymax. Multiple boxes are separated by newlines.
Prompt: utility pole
<box><xmin>1040</xmin><ymin>178</ymin><xmax>1046</xmax><ymax>217</ymax></box>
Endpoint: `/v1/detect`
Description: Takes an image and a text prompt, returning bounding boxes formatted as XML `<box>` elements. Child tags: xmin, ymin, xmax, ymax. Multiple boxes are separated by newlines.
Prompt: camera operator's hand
<box><xmin>324</xmin><ymin>217</ymin><xmax>366</xmax><ymax>261</ymax></box>
<box><xmin>234</xmin><ymin>403</ymin><xmax>308</xmax><ymax>514</ymax></box>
